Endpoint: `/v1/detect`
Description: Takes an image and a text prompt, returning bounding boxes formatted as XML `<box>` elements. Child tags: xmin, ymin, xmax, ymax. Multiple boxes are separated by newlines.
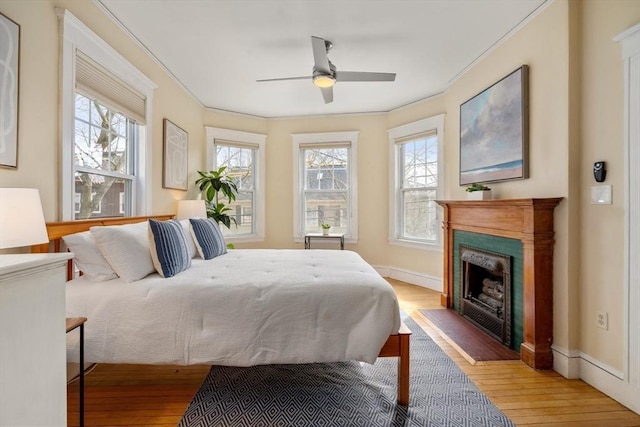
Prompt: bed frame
<box><xmin>32</xmin><ymin>215</ymin><xmax>411</xmax><ymax>405</ymax></box>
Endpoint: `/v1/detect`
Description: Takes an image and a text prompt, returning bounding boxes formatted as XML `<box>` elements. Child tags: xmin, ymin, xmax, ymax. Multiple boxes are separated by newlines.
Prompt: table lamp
<box><xmin>0</xmin><ymin>188</ymin><xmax>49</xmax><ymax>250</ymax></box>
<box><xmin>176</xmin><ymin>199</ymin><xmax>207</xmax><ymax>220</ymax></box>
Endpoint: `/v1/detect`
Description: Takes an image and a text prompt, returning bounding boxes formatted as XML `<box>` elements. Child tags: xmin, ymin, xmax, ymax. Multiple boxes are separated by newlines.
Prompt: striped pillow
<box><xmin>189</xmin><ymin>218</ymin><xmax>228</xmax><ymax>260</ymax></box>
<box><xmin>148</xmin><ymin>219</ymin><xmax>191</xmax><ymax>278</ymax></box>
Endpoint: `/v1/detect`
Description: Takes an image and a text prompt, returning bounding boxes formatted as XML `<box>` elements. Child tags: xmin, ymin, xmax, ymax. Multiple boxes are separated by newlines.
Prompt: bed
<box><xmin>32</xmin><ymin>215</ymin><xmax>411</xmax><ymax>405</ymax></box>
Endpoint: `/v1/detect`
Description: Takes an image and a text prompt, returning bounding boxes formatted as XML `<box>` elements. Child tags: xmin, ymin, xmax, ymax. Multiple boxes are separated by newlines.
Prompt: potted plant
<box><xmin>321</xmin><ymin>223</ymin><xmax>331</xmax><ymax>235</ymax></box>
<box><xmin>465</xmin><ymin>183</ymin><xmax>492</xmax><ymax>200</ymax></box>
<box><xmin>195</xmin><ymin>166</ymin><xmax>238</xmax><ymax>229</ymax></box>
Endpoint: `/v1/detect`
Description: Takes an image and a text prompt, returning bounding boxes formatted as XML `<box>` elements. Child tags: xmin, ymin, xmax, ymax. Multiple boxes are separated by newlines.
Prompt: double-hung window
<box><xmin>293</xmin><ymin>131</ymin><xmax>358</xmax><ymax>241</ymax></box>
<box><xmin>388</xmin><ymin>115</ymin><xmax>445</xmax><ymax>248</ymax></box>
<box><xmin>59</xmin><ymin>10</ymin><xmax>156</xmax><ymax>220</ymax></box>
<box><xmin>206</xmin><ymin>127</ymin><xmax>266</xmax><ymax>242</ymax></box>
<box><xmin>73</xmin><ymin>91</ymin><xmax>136</xmax><ymax>219</ymax></box>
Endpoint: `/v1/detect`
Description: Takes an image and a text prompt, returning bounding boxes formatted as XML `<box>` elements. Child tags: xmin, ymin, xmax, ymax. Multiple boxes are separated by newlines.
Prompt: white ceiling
<box><xmin>97</xmin><ymin>0</ymin><xmax>547</xmax><ymax>118</ymax></box>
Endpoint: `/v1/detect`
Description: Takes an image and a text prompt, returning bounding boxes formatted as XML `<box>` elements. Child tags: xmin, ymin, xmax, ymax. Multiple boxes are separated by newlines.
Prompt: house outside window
<box><xmin>293</xmin><ymin>131</ymin><xmax>358</xmax><ymax>242</ymax></box>
<box><xmin>206</xmin><ymin>127</ymin><xmax>266</xmax><ymax>243</ymax></box>
<box><xmin>59</xmin><ymin>10</ymin><xmax>156</xmax><ymax>220</ymax></box>
<box><xmin>388</xmin><ymin>115</ymin><xmax>445</xmax><ymax>249</ymax></box>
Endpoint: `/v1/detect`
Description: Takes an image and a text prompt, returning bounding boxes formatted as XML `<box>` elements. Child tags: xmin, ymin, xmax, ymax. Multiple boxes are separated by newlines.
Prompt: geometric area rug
<box><xmin>178</xmin><ymin>314</ymin><xmax>515</xmax><ymax>427</ymax></box>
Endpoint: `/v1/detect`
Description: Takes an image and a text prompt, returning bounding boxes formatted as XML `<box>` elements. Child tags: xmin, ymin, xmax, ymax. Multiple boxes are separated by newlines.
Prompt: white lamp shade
<box><xmin>176</xmin><ymin>199</ymin><xmax>207</xmax><ymax>220</ymax></box>
<box><xmin>0</xmin><ymin>188</ymin><xmax>49</xmax><ymax>249</ymax></box>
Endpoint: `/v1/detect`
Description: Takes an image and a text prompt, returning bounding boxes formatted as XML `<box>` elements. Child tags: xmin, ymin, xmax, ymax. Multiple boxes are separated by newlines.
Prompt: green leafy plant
<box><xmin>195</xmin><ymin>166</ymin><xmax>238</xmax><ymax>229</ymax></box>
<box><xmin>465</xmin><ymin>183</ymin><xmax>491</xmax><ymax>192</ymax></box>
<box><xmin>321</xmin><ymin>223</ymin><xmax>331</xmax><ymax>230</ymax></box>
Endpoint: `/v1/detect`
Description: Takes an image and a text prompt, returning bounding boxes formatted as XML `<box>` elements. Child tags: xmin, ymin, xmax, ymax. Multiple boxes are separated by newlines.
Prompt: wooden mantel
<box><xmin>436</xmin><ymin>198</ymin><xmax>563</xmax><ymax>370</ymax></box>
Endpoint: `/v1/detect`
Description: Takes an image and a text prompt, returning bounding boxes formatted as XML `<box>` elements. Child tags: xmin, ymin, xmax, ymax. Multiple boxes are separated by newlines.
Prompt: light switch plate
<box><xmin>591</xmin><ymin>185</ymin><xmax>612</xmax><ymax>204</ymax></box>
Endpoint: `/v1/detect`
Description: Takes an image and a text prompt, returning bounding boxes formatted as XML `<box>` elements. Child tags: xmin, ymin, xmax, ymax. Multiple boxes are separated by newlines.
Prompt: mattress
<box><xmin>66</xmin><ymin>249</ymin><xmax>401</xmax><ymax>366</ymax></box>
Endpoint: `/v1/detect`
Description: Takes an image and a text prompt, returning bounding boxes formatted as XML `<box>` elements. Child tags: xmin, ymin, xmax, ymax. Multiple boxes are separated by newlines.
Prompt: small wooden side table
<box><xmin>304</xmin><ymin>233</ymin><xmax>345</xmax><ymax>250</ymax></box>
<box><xmin>66</xmin><ymin>317</ymin><xmax>87</xmax><ymax>427</ymax></box>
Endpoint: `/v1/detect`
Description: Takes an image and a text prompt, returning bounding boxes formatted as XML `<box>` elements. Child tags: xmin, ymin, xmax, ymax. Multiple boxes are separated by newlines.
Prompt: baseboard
<box><xmin>373</xmin><ymin>265</ymin><xmax>442</xmax><ymax>292</ymax></box>
<box><xmin>552</xmin><ymin>345</ymin><xmax>640</xmax><ymax>414</ymax></box>
<box><xmin>551</xmin><ymin>345</ymin><xmax>582</xmax><ymax>379</ymax></box>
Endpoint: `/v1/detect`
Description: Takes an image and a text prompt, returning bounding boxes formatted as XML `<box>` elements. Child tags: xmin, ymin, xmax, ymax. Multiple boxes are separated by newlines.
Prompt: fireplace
<box><xmin>436</xmin><ymin>198</ymin><xmax>562</xmax><ymax>369</ymax></box>
<box><xmin>459</xmin><ymin>246</ymin><xmax>512</xmax><ymax>347</ymax></box>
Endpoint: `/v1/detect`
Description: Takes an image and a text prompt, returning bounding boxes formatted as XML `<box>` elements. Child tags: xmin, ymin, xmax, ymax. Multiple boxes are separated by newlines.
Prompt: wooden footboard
<box><xmin>33</xmin><ymin>214</ymin><xmax>411</xmax><ymax>406</ymax></box>
<box><xmin>379</xmin><ymin>322</ymin><xmax>411</xmax><ymax>405</ymax></box>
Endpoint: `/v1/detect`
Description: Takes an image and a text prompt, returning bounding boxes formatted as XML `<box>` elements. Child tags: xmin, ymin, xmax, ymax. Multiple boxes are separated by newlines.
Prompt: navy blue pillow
<box><xmin>189</xmin><ymin>218</ymin><xmax>227</xmax><ymax>260</ymax></box>
<box><xmin>148</xmin><ymin>219</ymin><xmax>191</xmax><ymax>278</ymax></box>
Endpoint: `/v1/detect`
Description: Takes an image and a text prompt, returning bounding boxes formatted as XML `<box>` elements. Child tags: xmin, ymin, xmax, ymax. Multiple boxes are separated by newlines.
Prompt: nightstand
<box><xmin>67</xmin><ymin>317</ymin><xmax>87</xmax><ymax>427</ymax></box>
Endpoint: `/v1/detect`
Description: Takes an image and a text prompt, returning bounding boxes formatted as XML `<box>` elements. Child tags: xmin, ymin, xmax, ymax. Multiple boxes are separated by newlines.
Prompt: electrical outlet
<box><xmin>596</xmin><ymin>312</ymin><xmax>608</xmax><ymax>330</ymax></box>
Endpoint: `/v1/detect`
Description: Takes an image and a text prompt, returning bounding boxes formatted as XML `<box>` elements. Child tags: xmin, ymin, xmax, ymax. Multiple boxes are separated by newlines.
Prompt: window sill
<box><xmin>389</xmin><ymin>238</ymin><xmax>443</xmax><ymax>252</ymax></box>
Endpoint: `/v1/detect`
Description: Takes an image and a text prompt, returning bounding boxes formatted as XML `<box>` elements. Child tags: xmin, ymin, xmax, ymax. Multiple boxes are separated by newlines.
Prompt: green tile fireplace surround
<box><xmin>453</xmin><ymin>231</ymin><xmax>524</xmax><ymax>352</ymax></box>
<box><xmin>437</xmin><ymin>198</ymin><xmax>562</xmax><ymax>370</ymax></box>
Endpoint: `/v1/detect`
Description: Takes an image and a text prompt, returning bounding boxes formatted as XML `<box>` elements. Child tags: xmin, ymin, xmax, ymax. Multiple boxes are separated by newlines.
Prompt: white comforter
<box><xmin>66</xmin><ymin>249</ymin><xmax>401</xmax><ymax>366</ymax></box>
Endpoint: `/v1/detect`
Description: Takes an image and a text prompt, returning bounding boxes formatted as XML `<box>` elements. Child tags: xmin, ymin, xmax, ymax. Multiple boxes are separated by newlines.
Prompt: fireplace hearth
<box><xmin>459</xmin><ymin>246</ymin><xmax>512</xmax><ymax>347</ymax></box>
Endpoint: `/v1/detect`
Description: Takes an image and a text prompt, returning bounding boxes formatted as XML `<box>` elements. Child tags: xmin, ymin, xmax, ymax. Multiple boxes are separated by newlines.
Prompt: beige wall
<box><xmin>580</xmin><ymin>0</ymin><xmax>639</xmax><ymax>368</ymax></box>
<box><xmin>1</xmin><ymin>0</ymin><xmax>638</xmax><ymax>376</ymax></box>
<box><xmin>0</xmin><ymin>0</ymin><xmax>204</xmax><ymax>220</ymax></box>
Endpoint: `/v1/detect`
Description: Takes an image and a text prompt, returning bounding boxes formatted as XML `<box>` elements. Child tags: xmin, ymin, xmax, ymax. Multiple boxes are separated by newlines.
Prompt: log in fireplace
<box><xmin>459</xmin><ymin>246</ymin><xmax>512</xmax><ymax>347</ymax></box>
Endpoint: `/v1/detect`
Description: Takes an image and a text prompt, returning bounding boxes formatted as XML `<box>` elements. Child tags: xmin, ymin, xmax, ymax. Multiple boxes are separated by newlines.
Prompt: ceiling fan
<box><xmin>257</xmin><ymin>36</ymin><xmax>396</xmax><ymax>104</ymax></box>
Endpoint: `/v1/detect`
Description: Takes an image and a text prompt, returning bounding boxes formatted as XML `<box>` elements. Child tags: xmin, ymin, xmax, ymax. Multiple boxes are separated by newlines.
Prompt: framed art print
<box><xmin>0</xmin><ymin>13</ymin><xmax>20</xmax><ymax>169</ymax></box>
<box><xmin>163</xmin><ymin>119</ymin><xmax>188</xmax><ymax>190</ymax></box>
<box><xmin>459</xmin><ymin>65</ymin><xmax>529</xmax><ymax>186</ymax></box>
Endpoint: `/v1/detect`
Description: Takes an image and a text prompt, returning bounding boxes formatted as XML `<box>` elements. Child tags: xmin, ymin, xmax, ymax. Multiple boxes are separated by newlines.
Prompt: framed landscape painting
<box><xmin>459</xmin><ymin>65</ymin><xmax>529</xmax><ymax>186</ymax></box>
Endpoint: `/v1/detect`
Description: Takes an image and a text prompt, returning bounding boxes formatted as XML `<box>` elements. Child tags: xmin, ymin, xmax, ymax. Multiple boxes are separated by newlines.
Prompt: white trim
<box><xmin>205</xmin><ymin>127</ymin><xmax>267</xmax><ymax>243</ymax></box>
<box><xmin>616</xmin><ymin>23</ymin><xmax>640</xmax><ymax>405</ymax></box>
<box><xmin>57</xmin><ymin>9</ymin><xmax>156</xmax><ymax>220</ymax></box>
<box><xmin>292</xmin><ymin>131</ymin><xmax>359</xmax><ymax>241</ymax></box>
<box><xmin>388</xmin><ymin>114</ymin><xmax>445</xmax><ymax>248</ymax></box>
<box><xmin>372</xmin><ymin>265</ymin><xmax>442</xmax><ymax>292</ymax></box>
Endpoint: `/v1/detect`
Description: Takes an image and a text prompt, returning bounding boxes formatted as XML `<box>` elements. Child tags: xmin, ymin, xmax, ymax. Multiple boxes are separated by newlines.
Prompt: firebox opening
<box><xmin>459</xmin><ymin>246</ymin><xmax>512</xmax><ymax>348</ymax></box>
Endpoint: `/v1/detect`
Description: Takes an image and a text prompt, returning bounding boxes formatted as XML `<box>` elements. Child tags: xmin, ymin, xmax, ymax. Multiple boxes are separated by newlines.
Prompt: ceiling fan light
<box><xmin>313</xmin><ymin>75</ymin><xmax>335</xmax><ymax>88</ymax></box>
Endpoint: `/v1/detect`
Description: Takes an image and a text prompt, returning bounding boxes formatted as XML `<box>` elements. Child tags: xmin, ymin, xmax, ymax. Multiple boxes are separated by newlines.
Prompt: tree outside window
<box><xmin>73</xmin><ymin>93</ymin><xmax>135</xmax><ymax>219</ymax></box>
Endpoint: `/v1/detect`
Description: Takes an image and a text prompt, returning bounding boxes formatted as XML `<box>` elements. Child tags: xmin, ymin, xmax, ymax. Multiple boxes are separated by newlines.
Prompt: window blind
<box><xmin>299</xmin><ymin>141</ymin><xmax>351</xmax><ymax>150</ymax></box>
<box><xmin>214</xmin><ymin>139</ymin><xmax>259</xmax><ymax>150</ymax></box>
<box><xmin>394</xmin><ymin>129</ymin><xmax>437</xmax><ymax>145</ymax></box>
<box><xmin>75</xmin><ymin>50</ymin><xmax>146</xmax><ymax>124</ymax></box>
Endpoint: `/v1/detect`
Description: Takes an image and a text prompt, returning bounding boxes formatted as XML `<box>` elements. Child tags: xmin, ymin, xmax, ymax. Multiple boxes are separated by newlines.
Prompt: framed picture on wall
<box><xmin>163</xmin><ymin>119</ymin><xmax>188</xmax><ymax>190</ymax></box>
<box><xmin>0</xmin><ymin>13</ymin><xmax>20</xmax><ymax>169</ymax></box>
<box><xmin>459</xmin><ymin>65</ymin><xmax>529</xmax><ymax>186</ymax></box>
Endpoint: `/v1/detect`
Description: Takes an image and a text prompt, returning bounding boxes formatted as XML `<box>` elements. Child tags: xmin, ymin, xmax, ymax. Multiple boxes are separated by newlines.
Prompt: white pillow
<box><xmin>90</xmin><ymin>221</ymin><xmax>155</xmax><ymax>282</ymax></box>
<box><xmin>179</xmin><ymin>219</ymin><xmax>198</xmax><ymax>259</ymax></box>
<box><xmin>62</xmin><ymin>231</ymin><xmax>118</xmax><ymax>281</ymax></box>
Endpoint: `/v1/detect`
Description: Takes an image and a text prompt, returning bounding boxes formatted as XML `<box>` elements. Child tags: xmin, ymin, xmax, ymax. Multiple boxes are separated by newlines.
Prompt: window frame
<box><xmin>292</xmin><ymin>131</ymin><xmax>359</xmax><ymax>243</ymax></box>
<box><xmin>388</xmin><ymin>115</ymin><xmax>445</xmax><ymax>250</ymax></box>
<box><xmin>205</xmin><ymin>127</ymin><xmax>266</xmax><ymax>243</ymax></box>
<box><xmin>59</xmin><ymin>9</ymin><xmax>156</xmax><ymax>220</ymax></box>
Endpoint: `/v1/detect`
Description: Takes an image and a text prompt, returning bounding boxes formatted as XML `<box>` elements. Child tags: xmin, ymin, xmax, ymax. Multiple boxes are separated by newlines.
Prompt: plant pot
<box><xmin>467</xmin><ymin>190</ymin><xmax>492</xmax><ymax>200</ymax></box>
<box><xmin>322</xmin><ymin>229</ymin><xmax>330</xmax><ymax>235</ymax></box>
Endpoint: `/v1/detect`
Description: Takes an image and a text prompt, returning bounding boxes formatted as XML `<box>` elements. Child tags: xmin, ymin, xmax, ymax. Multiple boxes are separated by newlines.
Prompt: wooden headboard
<box><xmin>30</xmin><ymin>214</ymin><xmax>173</xmax><ymax>279</ymax></box>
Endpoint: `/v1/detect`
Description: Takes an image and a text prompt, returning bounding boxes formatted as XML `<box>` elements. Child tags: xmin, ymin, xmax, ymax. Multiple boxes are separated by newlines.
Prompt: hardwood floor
<box><xmin>66</xmin><ymin>280</ymin><xmax>640</xmax><ymax>426</ymax></box>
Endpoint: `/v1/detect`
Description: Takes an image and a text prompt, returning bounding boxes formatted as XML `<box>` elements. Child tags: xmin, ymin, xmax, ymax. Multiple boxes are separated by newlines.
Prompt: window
<box><xmin>293</xmin><ymin>131</ymin><xmax>358</xmax><ymax>241</ymax></box>
<box><xmin>59</xmin><ymin>10</ymin><xmax>156</xmax><ymax>220</ymax></box>
<box><xmin>388</xmin><ymin>115</ymin><xmax>445</xmax><ymax>248</ymax></box>
<box><xmin>73</xmin><ymin>93</ymin><xmax>135</xmax><ymax>219</ymax></box>
<box><xmin>206</xmin><ymin>127</ymin><xmax>266</xmax><ymax>242</ymax></box>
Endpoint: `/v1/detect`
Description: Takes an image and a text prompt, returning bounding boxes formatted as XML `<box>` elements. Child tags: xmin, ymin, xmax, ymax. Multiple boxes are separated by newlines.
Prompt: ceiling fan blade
<box><xmin>256</xmin><ymin>76</ymin><xmax>312</xmax><ymax>82</ymax></box>
<box><xmin>311</xmin><ymin>36</ymin><xmax>331</xmax><ymax>74</ymax></box>
<box><xmin>320</xmin><ymin>86</ymin><xmax>333</xmax><ymax>104</ymax></box>
<box><xmin>335</xmin><ymin>71</ymin><xmax>396</xmax><ymax>82</ymax></box>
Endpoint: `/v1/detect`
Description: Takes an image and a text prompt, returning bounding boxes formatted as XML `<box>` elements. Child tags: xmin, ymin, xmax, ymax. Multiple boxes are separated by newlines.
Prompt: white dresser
<box><xmin>0</xmin><ymin>253</ymin><xmax>72</xmax><ymax>427</ymax></box>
